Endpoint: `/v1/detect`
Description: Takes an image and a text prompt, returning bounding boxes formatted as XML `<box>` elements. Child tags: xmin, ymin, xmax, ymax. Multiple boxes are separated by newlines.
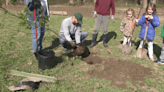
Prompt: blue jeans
<box><xmin>59</xmin><ymin>31</ymin><xmax>88</xmax><ymax>48</ymax></box>
<box><xmin>159</xmin><ymin>38</ymin><xmax>164</xmax><ymax>61</ymax></box>
<box><xmin>28</xmin><ymin>20</ymin><xmax>45</xmax><ymax>54</ymax></box>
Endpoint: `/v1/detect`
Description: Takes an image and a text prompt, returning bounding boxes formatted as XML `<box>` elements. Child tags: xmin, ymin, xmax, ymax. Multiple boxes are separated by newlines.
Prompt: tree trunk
<box><xmin>143</xmin><ymin>0</ymin><xmax>148</xmax><ymax>8</ymax></box>
<box><xmin>6</xmin><ymin>0</ymin><xmax>10</xmax><ymax>6</ymax></box>
<box><xmin>150</xmin><ymin>0</ymin><xmax>156</xmax><ymax>4</ymax></box>
<box><xmin>94</xmin><ymin>0</ymin><xmax>96</xmax><ymax>5</ymax></box>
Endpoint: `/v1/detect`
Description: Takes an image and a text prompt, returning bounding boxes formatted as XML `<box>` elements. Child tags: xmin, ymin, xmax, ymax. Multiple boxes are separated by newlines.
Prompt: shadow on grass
<box><xmin>98</xmin><ymin>31</ymin><xmax>117</xmax><ymax>44</ymax></box>
<box><xmin>154</xmin><ymin>44</ymin><xmax>162</xmax><ymax>59</ymax></box>
<box><xmin>134</xmin><ymin>40</ymin><xmax>162</xmax><ymax>58</ymax></box>
<box><xmin>54</xmin><ymin>56</ymin><xmax>64</xmax><ymax>64</ymax></box>
<box><xmin>43</xmin><ymin>38</ymin><xmax>60</xmax><ymax>50</ymax></box>
<box><xmin>83</xmin><ymin>40</ymin><xmax>92</xmax><ymax>46</ymax></box>
<box><xmin>83</xmin><ymin>31</ymin><xmax>117</xmax><ymax>46</ymax></box>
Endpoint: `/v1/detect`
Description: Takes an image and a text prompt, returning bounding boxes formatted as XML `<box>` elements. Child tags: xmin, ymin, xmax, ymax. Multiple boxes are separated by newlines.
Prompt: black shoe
<box><xmin>90</xmin><ymin>34</ymin><xmax>98</xmax><ymax>48</ymax></box>
<box><xmin>103</xmin><ymin>34</ymin><xmax>108</xmax><ymax>47</ymax></box>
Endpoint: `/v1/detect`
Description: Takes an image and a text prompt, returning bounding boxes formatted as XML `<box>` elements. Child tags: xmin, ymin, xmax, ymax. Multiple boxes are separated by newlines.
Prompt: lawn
<box><xmin>0</xmin><ymin>9</ymin><xmax>164</xmax><ymax>92</ymax></box>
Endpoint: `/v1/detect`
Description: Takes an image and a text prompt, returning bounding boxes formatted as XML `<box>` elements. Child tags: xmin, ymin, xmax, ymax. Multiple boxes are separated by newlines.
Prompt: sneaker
<box><xmin>63</xmin><ymin>48</ymin><xmax>68</xmax><ymax>52</ymax></box>
<box><xmin>154</xmin><ymin>59</ymin><xmax>164</xmax><ymax>64</ymax></box>
<box><xmin>160</xmin><ymin>61</ymin><xmax>164</xmax><ymax>64</ymax></box>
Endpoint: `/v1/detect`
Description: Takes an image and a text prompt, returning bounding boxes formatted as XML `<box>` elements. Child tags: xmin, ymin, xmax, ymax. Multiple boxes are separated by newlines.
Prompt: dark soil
<box><xmin>87</xmin><ymin>57</ymin><xmax>152</xmax><ymax>89</ymax></box>
<box><xmin>82</xmin><ymin>53</ymin><xmax>103</xmax><ymax>64</ymax></box>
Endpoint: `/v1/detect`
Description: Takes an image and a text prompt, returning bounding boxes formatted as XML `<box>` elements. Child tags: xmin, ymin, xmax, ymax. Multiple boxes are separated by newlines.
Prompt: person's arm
<box><xmin>62</xmin><ymin>20</ymin><xmax>72</xmax><ymax>42</ymax></box>
<box><xmin>151</xmin><ymin>16</ymin><xmax>160</xmax><ymax>27</ymax></box>
<box><xmin>138</xmin><ymin>15</ymin><xmax>145</xmax><ymax>26</ymax></box>
<box><xmin>75</xmin><ymin>24</ymin><xmax>81</xmax><ymax>44</ymax></box>
<box><xmin>40</xmin><ymin>0</ymin><xmax>50</xmax><ymax>21</ymax></box>
<box><xmin>111</xmin><ymin>0</ymin><xmax>115</xmax><ymax>15</ymax></box>
<box><xmin>94</xmin><ymin>0</ymin><xmax>98</xmax><ymax>11</ymax></box>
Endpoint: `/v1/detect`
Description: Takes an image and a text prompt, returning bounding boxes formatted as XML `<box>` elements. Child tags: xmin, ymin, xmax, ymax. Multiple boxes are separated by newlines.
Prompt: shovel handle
<box><xmin>131</xmin><ymin>0</ymin><xmax>145</xmax><ymax>35</ymax></box>
<box><xmin>33</xmin><ymin>0</ymin><xmax>38</xmax><ymax>53</ymax></box>
<box><xmin>34</xmin><ymin>9</ymin><xmax>37</xmax><ymax>40</ymax></box>
<box><xmin>141</xmin><ymin>18</ymin><xmax>152</xmax><ymax>53</ymax></box>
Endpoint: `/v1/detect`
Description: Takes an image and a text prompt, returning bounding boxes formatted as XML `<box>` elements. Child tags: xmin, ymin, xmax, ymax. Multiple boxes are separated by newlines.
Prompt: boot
<box><xmin>103</xmin><ymin>34</ymin><xmax>108</xmax><ymax>47</ymax></box>
<box><xmin>90</xmin><ymin>34</ymin><xmax>98</xmax><ymax>48</ymax></box>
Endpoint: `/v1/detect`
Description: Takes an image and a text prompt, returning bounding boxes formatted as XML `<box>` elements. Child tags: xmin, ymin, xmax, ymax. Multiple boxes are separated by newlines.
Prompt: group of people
<box><xmin>121</xmin><ymin>3</ymin><xmax>160</xmax><ymax>62</ymax></box>
<box><xmin>25</xmin><ymin>0</ymin><xmax>164</xmax><ymax>64</ymax></box>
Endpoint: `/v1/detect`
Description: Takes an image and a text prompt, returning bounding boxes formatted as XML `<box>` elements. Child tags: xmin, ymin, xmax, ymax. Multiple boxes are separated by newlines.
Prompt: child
<box><xmin>120</xmin><ymin>8</ymin><xmax>136</xmax><ymax>54</ymax></box>
<box><xmin>136</xmin><ymin>3</ymin><xmax>160</xmax><ymax>61</ymax></box>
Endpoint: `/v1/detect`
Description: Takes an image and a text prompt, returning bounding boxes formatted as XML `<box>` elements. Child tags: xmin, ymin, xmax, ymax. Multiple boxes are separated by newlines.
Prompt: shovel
<box><xmin>122</xmin><ymin>36</ymin><xmax>137</xmax><ymax>55</ymax></box>
<box><xmin>135</xmin><ymin>18</ymin><xmax>152</xmax><ymax>59</ymax></box>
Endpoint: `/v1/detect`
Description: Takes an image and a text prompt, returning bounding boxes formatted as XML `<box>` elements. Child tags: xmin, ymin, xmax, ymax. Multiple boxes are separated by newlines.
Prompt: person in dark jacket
<box><xmin>136</xmin><ymin>3</ymin><xmax>160</xmax><ymax>61</ymax></box>
<box><xmin>90</xmin><ymin>0</ymin><xmax>115</xmax><ymax>47</ymax></box>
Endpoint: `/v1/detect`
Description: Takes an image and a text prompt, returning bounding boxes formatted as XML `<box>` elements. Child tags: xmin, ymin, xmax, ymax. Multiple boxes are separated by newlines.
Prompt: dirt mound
<box><xmin>67</xmin><ymin>43</ymin><xmax>90</xmax><ymax>58</ymax></box>
<box><xmin>82</xmin><ymin>53</ymin><xmax>103</xmax><ymax>64</ymax></box>
<box><xmin>88</xmin><ymin>58</ymin><xmax>152</xmax><ymax>89</ymax></box>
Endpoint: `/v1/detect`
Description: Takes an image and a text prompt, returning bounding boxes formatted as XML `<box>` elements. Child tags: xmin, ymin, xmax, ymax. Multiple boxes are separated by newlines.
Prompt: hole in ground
<box><xmin>87</xmin><ymin>57</ymin><xmax>152</xmax><ymax>89</ymax></box>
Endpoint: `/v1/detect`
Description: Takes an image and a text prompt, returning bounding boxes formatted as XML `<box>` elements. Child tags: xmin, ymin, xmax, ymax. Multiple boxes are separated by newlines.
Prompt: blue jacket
<box><xmin>138</xmin><ymin>13</ymin><xmax>160</xmax><ymax>40</ymax></box>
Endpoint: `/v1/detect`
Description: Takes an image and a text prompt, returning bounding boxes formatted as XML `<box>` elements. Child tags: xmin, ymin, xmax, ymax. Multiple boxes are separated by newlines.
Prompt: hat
<box><xmin>74</xmin><ymin>13</ymin><xmax>83</xmax><ymax>24</ymax></box>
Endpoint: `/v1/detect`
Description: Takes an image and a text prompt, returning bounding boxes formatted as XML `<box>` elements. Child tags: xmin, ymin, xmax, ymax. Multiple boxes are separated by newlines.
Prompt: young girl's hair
<box><xmin>144</xmin><ymin>3</ymin><xmax>156</xmax><ymax>15</ymax></box>
<box><xmin>126</xmin><ymin>8</ymin><xmax>136</xmax><ymax>18</ymax></box>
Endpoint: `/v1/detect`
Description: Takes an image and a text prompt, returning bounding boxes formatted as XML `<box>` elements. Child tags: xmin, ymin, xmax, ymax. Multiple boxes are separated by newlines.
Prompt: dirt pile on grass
<box><xmin>87</xmin><ymin>57</ymin><xmax>152</xmax><ymax>89</ymax></box>
<box><xmin>82</xmin><ymin>53</ymin><xmax>103</xmax><ymax>64</ymax></box>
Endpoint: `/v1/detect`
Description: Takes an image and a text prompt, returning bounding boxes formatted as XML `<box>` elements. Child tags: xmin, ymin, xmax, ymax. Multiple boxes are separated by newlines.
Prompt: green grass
<box><xmin>0</xmin><ymin>9</ymin><xmax>164</xmax><ymax>92</ymax></box>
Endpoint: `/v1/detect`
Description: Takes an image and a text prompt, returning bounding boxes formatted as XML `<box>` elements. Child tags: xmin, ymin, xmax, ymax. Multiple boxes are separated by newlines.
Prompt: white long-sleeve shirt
<box><xmin>60</xmin><ymin>17</ymin><xmax>81</xmax><ymax>44</ymax></box>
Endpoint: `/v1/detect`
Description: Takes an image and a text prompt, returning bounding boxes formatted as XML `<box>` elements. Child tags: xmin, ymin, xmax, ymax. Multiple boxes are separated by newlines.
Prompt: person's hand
<box><xmin>70</xmin><ymin>41</ymin><xmax>76</xmax><ymax>48</ymax></box>
<box><xmin>145</xmin><ymin>15</ymin><xmax>149</xmax><ymax>18</ymax></box>
<box><xmin>93</xmin><ymin>11</ymin><xmax>97</xmax><ymax>18</ymax></box>
<box><xmin>149</xmin><ymin>15</ymin><xmax>153</xmax><ymax>19</ymax></box>
<box><xmin>111</xmin><ymin>15</ymin><xmax>114</xmax><ymax>23</ymax></box>
<box><xmin>136</xmin><ymin>19</ymin><xmax>139</xmax><ymax>22</ymax></box>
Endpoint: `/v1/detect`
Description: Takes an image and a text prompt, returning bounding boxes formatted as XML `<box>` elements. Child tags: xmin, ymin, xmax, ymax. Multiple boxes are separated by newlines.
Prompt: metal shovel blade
<box><xmin>122</xmin><ymin>45</ymin><xmax>133</xmax><ymax>55</ymax></box>
<box><xmin>134</xmin><ymin>48</ymin><xmax>148</xmax><ymax>59</ymax></box>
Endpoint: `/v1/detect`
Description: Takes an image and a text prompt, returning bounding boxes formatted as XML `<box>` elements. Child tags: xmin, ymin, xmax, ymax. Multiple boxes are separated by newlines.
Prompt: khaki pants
<box><xmin>6</xmin><ymin>0</ymin><xmax>10</xmax><ymax>6</ymax></box>
<box><xmin>159</xmin><ymin>39</ymin><xmax>164</xmax><ymax>61</ymax></box>
<box><xmin>93</xmin><ymin>14</ymin><xmax>110</xmax><ymax>35</ymax></box>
